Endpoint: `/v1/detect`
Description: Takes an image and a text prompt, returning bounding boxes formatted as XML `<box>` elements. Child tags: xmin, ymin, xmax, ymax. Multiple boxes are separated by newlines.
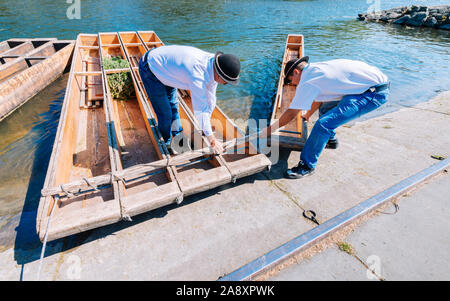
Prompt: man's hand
<box><xmin>208</xmin><ymin>135</ymin><xmax>224</xmax><ymax>154</ymax></box>
<box><xmin>302</xmin><ymin>113</ymin><xmax>311</xmax><ymax>122</ymax></box>
<box><xmin>302</xmin><ymin>102</ymin><xmax>321</xmax><ymax>122</ymax></box>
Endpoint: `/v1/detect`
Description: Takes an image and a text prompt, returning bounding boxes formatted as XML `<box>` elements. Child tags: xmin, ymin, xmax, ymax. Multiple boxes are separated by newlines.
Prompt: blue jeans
<box><xmin>138</xmin><ymin>54</ymin><xmax>183</xmax><ymax>144</ymax></box>
<box><xmin>300</xmin><ymin>89</ymin><xmax>389</xmax><ymax>169</ymax></box>
<box><xmin>319</xmin><ymin>100</ymin><xmax>340</xmax><ymax>140</ymax></box>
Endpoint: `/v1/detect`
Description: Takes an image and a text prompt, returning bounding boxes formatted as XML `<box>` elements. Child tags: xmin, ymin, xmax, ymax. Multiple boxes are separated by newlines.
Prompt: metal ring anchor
<box><xmin>303</xmin><ymin>210</ymin><xmax>320</xmax><ymax>225</ymax></box>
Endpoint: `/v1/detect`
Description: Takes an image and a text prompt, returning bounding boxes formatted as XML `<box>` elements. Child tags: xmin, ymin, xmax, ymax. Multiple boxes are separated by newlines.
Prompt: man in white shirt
<box><xmin>260</xmin><ymin>56</ymin><xmax>390</xmax><ymax>178</ymax></box>
<box><xmin>138</xmin><ymin>45</ymin><xmax>241</xmax><ymax>154</ymax></box>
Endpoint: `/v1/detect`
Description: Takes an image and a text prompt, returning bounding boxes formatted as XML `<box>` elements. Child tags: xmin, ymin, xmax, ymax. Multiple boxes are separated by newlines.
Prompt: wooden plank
<box><xmin>0</xmin><ymin>42</ymin><xmax>34</xmax><ymax>57</ymax></box>
<box><xmin>79</xmin><ymin>45</ymin><xmax>99</xmax><ymax>49</ymax></box>
<box><xmin>79</xmin><ymin>60</ymin><xmax>87</xmax><ymax>107</ymax></box>
<box><xmin>104</xmin><ymin>68</ymin><xmax>130</xmax><ymax>74</ymax></box>
<box><xmin>74</xmin><ymin>71</ymin><xmax>102</xmax><ymax>76</ymax></box>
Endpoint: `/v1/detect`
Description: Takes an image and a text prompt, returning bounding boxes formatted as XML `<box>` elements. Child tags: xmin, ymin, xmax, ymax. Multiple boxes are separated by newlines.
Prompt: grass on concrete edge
<box><xmin>337</xmin><ymin>242</ymin><xmax>354</xmax><ymax>255</ymax></box>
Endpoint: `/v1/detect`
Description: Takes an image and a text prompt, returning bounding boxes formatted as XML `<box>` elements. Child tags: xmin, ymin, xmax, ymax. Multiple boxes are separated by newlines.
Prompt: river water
<box><xmin>0</xmin><ymin>0</ymin><xmax>449</xmax><ymax>224</ymax></box>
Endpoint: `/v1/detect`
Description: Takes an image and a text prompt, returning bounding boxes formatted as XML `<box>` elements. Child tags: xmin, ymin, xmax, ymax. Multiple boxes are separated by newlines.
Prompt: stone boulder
<box><xmin>423</xmin><ymin>16</ymin><xmax>438</xmax><ymax>28</ymax></box>
<box><xmin>405</xmin><ymin>12</ymin><xmax>428</xmax><ymax>27</ymax></box>
<box><xmin>358</xmin><ymin>5</ymin><xmax>450</xmax><ymax>31</ymax></box>
<box><xmin>393</xmin><ymin>15</ymin><xmax>411</xmax><ymax>25</ymax></box>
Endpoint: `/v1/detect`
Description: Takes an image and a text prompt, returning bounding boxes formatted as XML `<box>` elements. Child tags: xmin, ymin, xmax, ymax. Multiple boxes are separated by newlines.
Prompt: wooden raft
<box><xmin>269</xmin><ymin>34</ymin><xmax>308</xmax><ymax>150</ymax></box>
<box><xmin>0</xmin><ymin>38</ymin><xmax>74</xmax><ymax>121</ymax></box>
<box><xmin>36</xmin><ymin>31</ymin><xmax>271</xmax><ymax>242</ymax></box>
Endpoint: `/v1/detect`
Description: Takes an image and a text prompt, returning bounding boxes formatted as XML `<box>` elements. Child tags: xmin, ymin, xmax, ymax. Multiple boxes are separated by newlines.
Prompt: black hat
<box><xmin>214</xmin><ymin>52</ymin><xmax>241</xmax><ymax>86</ymax></box>
<box><xmin>283</xmin><ymin>56</ymin><xmax>309</xmax><ymax>85</ymax></box>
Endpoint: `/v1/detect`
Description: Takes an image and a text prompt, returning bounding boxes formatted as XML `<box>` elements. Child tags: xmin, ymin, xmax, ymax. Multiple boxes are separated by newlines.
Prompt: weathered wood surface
<box><xmin>0</xmin><ymin>38</ymin><xmax>56</xmax><ymax>61</ymax></box>
<box><xmin>0</xmin><ymin>40</ymin><xmax>74</xmax><ymax>122</ymax></box>
<box><xmin>37</xmin><ymin>31</ymin><xmax>270</xmax><ymax>242</ymax></box>
<box><xmin>37</xmin><ymin>34</ymin><xmax>120</xmax><ymax>242</ymax></box>
<box><xmin>0</xmin><ymin>39</ymin><xmax>55</xmax><ymax>81</ymax></box>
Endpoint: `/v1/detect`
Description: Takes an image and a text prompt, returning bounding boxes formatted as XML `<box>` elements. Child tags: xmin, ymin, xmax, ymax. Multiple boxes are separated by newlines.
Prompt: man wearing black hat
<box><xmin>260</xmin><ymin>57</ymin><xmax>390</xmax><ymax>178</ymax></box>
<box><xmin>139</xmin><ymin>45</ymin><xmax>240</xmax><ymax>154</ymax></box>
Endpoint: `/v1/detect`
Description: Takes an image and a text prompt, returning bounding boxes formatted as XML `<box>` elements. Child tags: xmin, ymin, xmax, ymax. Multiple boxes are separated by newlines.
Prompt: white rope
<box><xmin>37</xmin><ymin>195</ymin><xmax>60</xmax><ymax>280</ymax></box>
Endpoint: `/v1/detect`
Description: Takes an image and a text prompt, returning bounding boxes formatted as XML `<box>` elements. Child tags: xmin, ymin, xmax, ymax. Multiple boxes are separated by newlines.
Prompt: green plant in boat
<box><xmin>102</xmin><ymin>56</ymin><xmax>135</xmax><ymax>100</ymax></box>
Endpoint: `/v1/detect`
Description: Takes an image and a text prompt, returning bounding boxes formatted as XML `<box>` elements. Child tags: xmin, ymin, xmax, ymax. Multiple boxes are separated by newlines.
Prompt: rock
<box><xmin>392</xmin><ymin>7</ymin><xmax>407</xmax><ymax>14</ymax></box>
<box><xmin>432</xmin><ymin>6</ymin><xmax>450</xmax><ymax>14</ymax></box>
<box><xmin>411</xmin><ymin>5</ymin><xmax>427</xmax><ymax>13</ymax></box>
<box><xmin>379</xmin><ymin>12</ymin><xmax>393</xmax><ymax>22</ymax></box>
<box><xmin>405</xmin><ymin>12</ymin><xmax>428</xmax><ymax>27</ymax></box>
<box><xmin>393</xmin><ymin>15</ymin><xmax>411</xmax><ymax>25</ymax></box>
<box><xmin>423</xmin><ymin>16</ymin><xmax>438</xmax><ymax>28</ymax></box>
<box><xmin>436</xmin><ymin>14</ymin><xmax>448</xmax><ymax>26</ymax></box>
<box><xmin>366</xmin><ymin>14</ymin><xmax>381</xmax><ymax>22</ymax></box>
<box><xmin>411</xmin><ymin>5</ymin><xmax>418</xmax><ymax>12</ymax></box>
<box><xmin>387</xmin><ymin>12</ymin><xmax>401</xmax><ymax>19</ymax></box>
<box><xmin>358</xmin><ymin>5</ymin><xmax>450</xmax><ymax>31</ymax></box>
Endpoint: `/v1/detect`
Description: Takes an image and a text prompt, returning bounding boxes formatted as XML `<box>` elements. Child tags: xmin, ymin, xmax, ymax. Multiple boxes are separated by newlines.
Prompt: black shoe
<box><xmin>285</xmin><ymin>161</ymin><xmax>315</xmax><ymax>179</ymax></box>
<box><xmin>326</xmin><ymin>138</ymin><xmax>338</xmax><ymax>149</ymax></box>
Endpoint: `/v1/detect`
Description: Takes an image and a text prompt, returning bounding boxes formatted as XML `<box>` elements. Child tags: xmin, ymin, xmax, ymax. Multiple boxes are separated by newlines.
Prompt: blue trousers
<box><xmin>300</xmin><ymin>89</ymin><xmax>389</xmax><ymax>169</ymax></box>
<box><xmin>138</xmin><ymin>55</ymin><xmax>183</xmax><ymax>144</ymax></box>
<box><xmin>319</xmin><ymin>100</ymin><xmax>340</xmax><ymax>140</ymax></box>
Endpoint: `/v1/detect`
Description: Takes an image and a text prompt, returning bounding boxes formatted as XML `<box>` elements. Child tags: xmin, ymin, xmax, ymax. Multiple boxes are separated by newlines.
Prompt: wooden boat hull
<box><xmin>270</xmin><ymin>34</ymin><xmax>308</xmax><ymax>150</ymax></box>
<box><xmin>0</xmin><ymin>39</ymin><xmax>74</xmax><ymax>121</ymax></box>
<box><xmin>0</xmin><ymin>38</ymin><xmax>56</xmax><ymax>62</ymax></box>
<box><xmin>37</xmin><ymin>31</ymin><xmax>271</xmax><ymax>242</ymax></box>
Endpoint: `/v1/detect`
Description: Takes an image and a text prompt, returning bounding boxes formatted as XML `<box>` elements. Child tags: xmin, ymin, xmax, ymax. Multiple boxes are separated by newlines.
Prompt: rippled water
<box><xmin>0</xmin><ymin>0</ymin><xmax>449</xmax><ymax>219</ymax></box>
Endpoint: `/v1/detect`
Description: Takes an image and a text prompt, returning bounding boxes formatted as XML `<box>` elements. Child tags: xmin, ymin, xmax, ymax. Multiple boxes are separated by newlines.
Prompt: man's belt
<box><xmin>365</xmin><ymin>82</ymin><xmax>390</xmax><ymax>93</ymax></box>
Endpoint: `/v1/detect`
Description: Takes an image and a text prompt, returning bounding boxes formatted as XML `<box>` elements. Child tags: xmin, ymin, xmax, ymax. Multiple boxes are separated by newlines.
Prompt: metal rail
<box><xmin>220</xmin><ymin>157</ymin><xmax>450</xmax><ymax>281</ymax></box>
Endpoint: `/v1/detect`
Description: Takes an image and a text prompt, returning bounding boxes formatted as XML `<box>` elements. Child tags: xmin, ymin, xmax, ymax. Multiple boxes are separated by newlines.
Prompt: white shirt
<box><xmin>289</xmin><ymin>59</ymin><xmax>389</xmax><ymax>110</ymax></box>
<box><xmin>146</xmin><ymin>45</ymin><xmax>217</xmax><ymax>136</ymax></box>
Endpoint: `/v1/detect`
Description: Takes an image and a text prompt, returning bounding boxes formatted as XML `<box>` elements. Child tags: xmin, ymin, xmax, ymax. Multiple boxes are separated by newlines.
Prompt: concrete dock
<box><xmin>0</xmin><ymin>91</ymin><xmax>449</xmax><ymax>281</ymax></box>
<box><xmin>270</xmin><ymin>171</ymin><xmax>450</xmax><ymax>281</ymax></box>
